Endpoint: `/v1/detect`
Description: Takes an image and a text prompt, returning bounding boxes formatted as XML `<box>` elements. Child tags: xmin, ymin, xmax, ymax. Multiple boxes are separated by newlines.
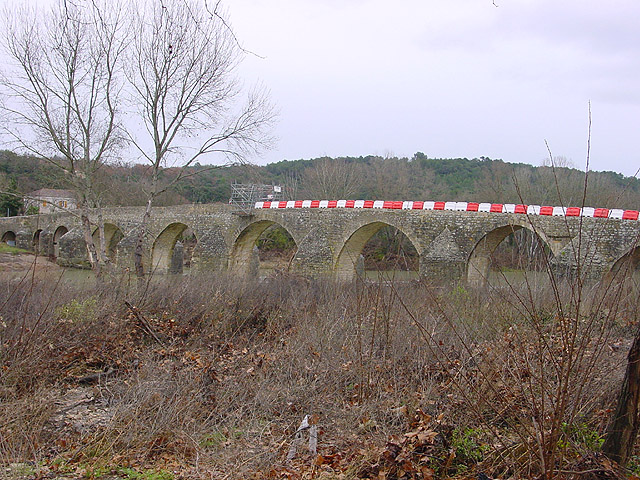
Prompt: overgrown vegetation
<box><xmin>1</xmin><ymin>264</ymin><xmax>639</xmax><ymax>479</ymax></box>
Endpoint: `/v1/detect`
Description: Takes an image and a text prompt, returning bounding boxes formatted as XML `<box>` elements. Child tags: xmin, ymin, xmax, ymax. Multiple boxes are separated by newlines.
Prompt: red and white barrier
<box><xmin>252</xmin><ymin>199</ymin><xmax>640</xmax><ymax>221</ymax></box>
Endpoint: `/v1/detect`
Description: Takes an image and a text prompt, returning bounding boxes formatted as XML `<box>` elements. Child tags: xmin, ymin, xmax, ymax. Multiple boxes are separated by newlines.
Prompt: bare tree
<box><xmin>1</xmin><ymin>0</ymin><xmax>128</xmax><ymax>274</ymax></box>
<box><xmin>301</xmin><ymin>158</ymin><xmax>361</xmax><ymax>199</ymax></box>
<box><xmin>128</xmin><ymin>0</ymin><xmax>275</xmax><ymax>277</ymax></box>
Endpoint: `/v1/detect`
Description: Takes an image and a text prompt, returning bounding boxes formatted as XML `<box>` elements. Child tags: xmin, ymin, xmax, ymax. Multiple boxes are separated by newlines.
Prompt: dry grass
<box><xmin>0</xmin><ymin>267</ymin><xmax>638</xmax><ymax>479</ymax></box>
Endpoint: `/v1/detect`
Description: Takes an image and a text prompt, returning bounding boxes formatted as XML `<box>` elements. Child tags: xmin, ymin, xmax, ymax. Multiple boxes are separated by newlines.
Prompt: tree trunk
<box><xmin>134</xmin><ymin>198</ymin><xmax>153</xmax><ymax>278</ymax></box>
<box><xmin>80</xmin><ymin>209</ymin><xmax>101</xmax><ymax>277</ymax></box>
<box><xmin>602</xmin><ymin>324</ymin><xmax>640</xmax><ymax>466</ymax></box>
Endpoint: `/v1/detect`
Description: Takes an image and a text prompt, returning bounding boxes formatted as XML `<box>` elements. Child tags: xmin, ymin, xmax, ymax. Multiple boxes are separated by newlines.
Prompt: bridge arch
<box><xmin>229</xmin><ymin>220</ymin><xmax>297</xmax><ymax>277</ymax></box>
<box><xmin>32</xmin><ymin>229</ymin><xmax>43</xmax><ymax>253</ymax></box>
<box><xmin>608</xmin><ymin>245</ymin><xmax>640</xmax><ymax>280</ymax></box>
<box><xmin>1</xmin><ymin>230</ymin><xmax>17</xmax><ymax>246</ymax></box>
<box><xmin>335</xmin><ymin>221</ymin><xmax>420</xmax><ymax>281</ymax></box>
<box><xmin>151</xmin><ymin>223</ymin><xmax>197</xmax><ymax>274</ymax></box>
<box><xmin>52</xmin><ymin>226</ymin><xmax>69</xmax><ymax>258</ymax></box>
<box><xmin>467</xmin><ymin>223</ymin><xmax>553</xmax><ymax>287</ymax></box>
<box><xmin>92</xmin><ymin>223</ymin><xmax>124</xmax><ymax>262</ymax></box>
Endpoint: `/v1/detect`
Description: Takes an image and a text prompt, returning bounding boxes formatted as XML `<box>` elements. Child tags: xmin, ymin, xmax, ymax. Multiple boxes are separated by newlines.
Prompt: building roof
<box><xmin>27</xmin><ymin>189</ymin><xmax>76</xmax><ymax>199</ymax></box>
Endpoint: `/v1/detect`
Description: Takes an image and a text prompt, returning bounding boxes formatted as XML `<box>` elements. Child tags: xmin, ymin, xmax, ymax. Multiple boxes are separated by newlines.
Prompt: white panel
<box><xmin>286</xmin><ymin>201</ymin><xmax>296</xmax><ymax>208</ymax></box>
<box><xmin>254</xmin><ymin>201</ymin><xmax>264</xmax><ymax>208</ymax></box>
<box><xmin>478</xmin><ymin>203</ymin><xmax>491</xmax><ymax>212</ymax></box>
<box><xmin>354</xmin><ymin>200</ymin><xmax>365</xmax><ymax>208</ymax></box>
<box><xmin>552</xmin><ymin>206</ymin><xmax>566</xmax><ymax>216</ymax></box>
<box><xmin>319</xmin><ymin>200</ymin><xmax>329</xmax><ymax>208</ymax></box>
<box><xmin>423</xmin><ymin>201</ymin><xmax>435</xmax><ymax>210</ymax></box>
<box><xmin>504</xmin><ymin>204</ymin><xmax>515</xmax><ymax>213</ymax></box>
<box><xmin>609</xmin><ymin>209</ymin><xmax>624</xmax><ymax>219</ymax></box>
<box><xmin>302</xmin><ymin>200</ymin><xmax>312</xmax><ymax>208</ymax></box>
<box><xmin>455</xmin><ymin>202</ymin><xmax>468</xmax><ymax>211</ymax></box>
<box><xmin>527</xmin><ymin>205</ymin><xmax>541</xmax><ymax>215</ymax></box>
<box><xmin>402</xmin><ymin>201</ymin><xmax>413</xmax><ymax>210</ymax></box>
<box><xmin>337</xmin><ymin>200</ymin><xmax>346</xmax><ymax>208</ymax></box>
<box><xmin>582</xmin><ymin>207</ymin><xmax>595</xmax><ymax>217</ymax></box>
<box><xmin>373</xmin><ymin>200</ymin><xmax>384</xmax><ymax>209</ymax></box>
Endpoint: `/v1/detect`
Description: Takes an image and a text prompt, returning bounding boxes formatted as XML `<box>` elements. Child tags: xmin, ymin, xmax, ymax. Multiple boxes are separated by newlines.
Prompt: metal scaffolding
<box><xmin>229</xmin><ymin>183</ymin><xmax>283</xmax><ymax>214</ymax></box>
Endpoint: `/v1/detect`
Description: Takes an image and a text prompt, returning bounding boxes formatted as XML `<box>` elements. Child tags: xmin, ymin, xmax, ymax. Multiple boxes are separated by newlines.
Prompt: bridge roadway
<box><xmin>1</xmin><ymin>201</ymin><xmax>640</xmax><ymax>285</ymax></box>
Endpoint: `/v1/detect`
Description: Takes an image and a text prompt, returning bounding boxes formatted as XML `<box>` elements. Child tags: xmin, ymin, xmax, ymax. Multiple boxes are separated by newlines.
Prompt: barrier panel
<box><xmin>327</xmin><ymin>200</ymin><xmax>337</xmax><ymax>208</ymax></box>
<box><xmin>582</xmin><ymin>207</ymin><xmax>594</xmax><ymax>217</ymax></box>
<box><xmin>423</xmin><ymin>201</ymin><xmax>435</xmax><ymax>210</ymax></box>
<box><xmin>354</xmin><ymin>200</ymin><xmax>365</xmax><ymax>208</ymax></box>
<box><xmin>552</xmin><ymin>206</ymin><xmax>566</xmax><ymax>216</ymax></box>
<box><xmin>434</xmin><ymin>201</ymin><xmax>445</xmax><ymax>210</ymax></box>
<box><xmin>255</xmin><ymin>201</ymin><xmax>264</xmax><ymax>208</ymax></box>
<box><xmin>623</xmin><ymin>210</ymin><xmax>639</xmax><ymax>220</ymax></box>
<box><xmin>566</xmin><ymin>207</ymin><xmax>581</xmax><ymax>216</ymax></box>
<box><xmin>310</xmin><ymin>200</ymin><xmax>320</xmax><ymax>208</ymax></box>
<box><xmin>539</xmin><ymin>206</ymin><xmax>553</xmax><ymax>216</ymax></box>
<box><xmin>467</xmin><ymin>202</ymin><xmax>479</xmax><ymax>211</ymax></box>
<box><xmin>373</xmin><ymin>200</ymin><xmax>384</xmax><ymax>209</ymax></box>
<box><xmin>478</xmin><ymin>203</ymin><xmax>491</xmax><ymax>212</ymax></box>
<box><xmin>444</xmin><ymin>201</ymin><xmax>456</xmax><ymax>210</ymax></box>
<box><xmin>412</xmin><ymin>201</ymin><xmax>424</xmax><ymax>209</ymax></box>
<box><xmin>345</xmin><ymin>200</ymin><xmax>355</xmax><ymax>208</ymax></box>
<box><xmin>594</xmin><ymin>208</ymin><xmax>609</xmax><ymax>218</ymax></box>
<box><xmin>363</xmin><ymin>200</ymin><xmax>374</xmax><ymax>208</ymax></box>
<box><xmin>514</xmin><ymin>204</ymin><xmax>527</xmax><ymax>214</ymax></box>
<box><xmin>490</xmin><ymin>204</ymin><xmax>503</xmax><ymax>213</ymax></box>
<box><xmin>610</xmin><ymin>209</ymin><xmax>624</xmax><ymax>219</ymax></box>
<box><xmin>336</xmin><ymin>200</ymin><xmax>346</xmax><ymax>208</ymax></box>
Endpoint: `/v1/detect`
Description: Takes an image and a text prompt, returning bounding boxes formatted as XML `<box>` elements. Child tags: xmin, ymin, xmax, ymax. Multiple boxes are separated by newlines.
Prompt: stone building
<box><xmin>25</xmin><ymin>189</ymin><xmax>77</xmax><ymax>214</ymax></box>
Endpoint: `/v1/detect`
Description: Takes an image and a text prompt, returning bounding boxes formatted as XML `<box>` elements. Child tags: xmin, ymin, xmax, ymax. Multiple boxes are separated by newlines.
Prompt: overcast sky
<box><xmin>228</xmin><ymin>0</ymin><xmax>640</xmax><ymax>176</ymax></box>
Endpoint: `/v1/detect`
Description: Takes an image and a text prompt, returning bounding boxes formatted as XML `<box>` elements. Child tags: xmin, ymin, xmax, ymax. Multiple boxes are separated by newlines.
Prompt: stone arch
<box><xmin>467</xmin><ymin>223</ymin><xmax>553</xmax><ymax>287</ymax></box>
<box><xmin>1</xmin><ymin>230</ymin><xmax>17</xmax><ymax>246</ymax></box>
<box><xmin>92</xmin><ymin>223</ymin><xmax>124</xmax><ymax>262</ymax></box>
<box><xmin>608</xmin><ymin>245</ymin><xmax>640</xmax><ymax>281</ymax></box>
<box><xmin>335</xmin><ymin>221</ymin><xmax>420</xmax><ymax>281</ymax></box>
<box><xmin>32</xmin><ymin>229</ymin><xmax>43</xmax><ymax>253</ymax></box>
<box><xmin>52</xmin><ymin>226</ymin><xmax>68</xmax><ymax>258</ymax></box>
<box><xmin>151</xmin><ymin>223</ymin><xmax>197</xmax><ymax>274</ymax></box>
<box><xmin>229</xmin><ymin>220</ymin><xmax>297</xmax><ymax>277</ymax></box>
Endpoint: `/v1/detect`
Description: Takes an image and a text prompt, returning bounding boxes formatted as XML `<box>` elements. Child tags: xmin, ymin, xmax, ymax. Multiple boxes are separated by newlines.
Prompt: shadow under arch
<box><xmin>335</xmin><ymin>221</ymin><xmax>420</xmax><ymax>282</ymax></box>
<box><xmin>92</xmin><ymin>223</ymin><xmax>124</xmax><ymax>262</ymax></box>
<box><xmin>1</xmin><ymin>230</ymin><xmax>17</xmax><ymax>246</ymax></box>
<box><xmin>229</xmin><ymin>220</ymin><xmax>297</xmax><ymax>277</ymax></box>
<box><xmin>33</xmin><ymin>229</ymin><xmax>43</xmax><ymax>253</ymax></box>
<box><xmin>467</xmin><ymin>223</ymin><xmax>553</xmax><ymax>287</ymax></box>
<box><xmin>52</xmin><ymin>225</ymin><xmax>69</xmax><ymax>258</ymax></box>
<box><xmin>607</xmin><ymin>245</ymin><xmax>640</xmax><ymax>282</ymax></box>
<box><xmin>151</xmin><ymin>222</ymin><xmax>197</xmax><ymax>274</ymax></box>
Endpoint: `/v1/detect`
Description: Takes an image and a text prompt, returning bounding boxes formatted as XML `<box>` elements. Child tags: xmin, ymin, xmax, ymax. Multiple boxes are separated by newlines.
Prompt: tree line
<box><xmin>3</xmin><ymin>151</ymin><xmax>640</xmax><ymax>216</ymax></box>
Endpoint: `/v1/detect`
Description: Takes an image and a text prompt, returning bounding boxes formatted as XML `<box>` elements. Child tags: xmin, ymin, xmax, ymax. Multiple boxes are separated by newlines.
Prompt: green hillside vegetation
<box><xmin>2</xmin><ymin>150</ymin><xmax>640</xmax><ymax>216</ymax></box>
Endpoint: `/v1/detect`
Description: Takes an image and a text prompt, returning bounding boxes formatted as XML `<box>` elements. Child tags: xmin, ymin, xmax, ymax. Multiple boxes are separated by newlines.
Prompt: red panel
<box><xmin>623</xmin><ymin>210</ymin><xmax>639</xmax><ymax>220</ymax></box>
<box><xmin>539</xmin><ymin>206</ymin><xmax>553</xmax><ymax>216</ymax></box>
<box><xmin>490</xmin><ymin>204</ymin><xmax>503</xmax><ymax>213</ymax></box>
<box><xmin>514</xmin><ymin>204</ymin><xmax>527</xmax><ymax>214</ymax></box>
<box><xmin>345</xmin><ymin>200</ymin><xmax>355</xmax><ymax>208</ymax></box>
<box><xmin>278</xmin><ymin>201</ymin><xmax>286</xmax><ymax>208</ymax></box>
<box><xmin>327</xmin><ymin>200</ymin><xmax>337</xmax><ymax>208</ymax></box>
<box><xmin>263</xmin><ymin>201</ymin><xmax>271</xmax><ymax>208</ymax></box>
<box><xmin>466</xmin><ymin>202</ymin><xmax>479</xmax><ymax>211</ymax></box>
<box><xmin>412</xmin><ymin>201</ymin><xmax>424</xmax><ymax>209</ymax></box>
<box><xmin>310</xmin><ymin>200</ymin><xmax>320</xmax><ymax>208</ymax></box>
<box><xmin>294</xmin><ymin>200</ymin><xmax>303</xmax><ymax>208</ymax></box>
<box><xmin>594</xmin><ymin>208</ymin><xmax>609</xmax><ymax>218</ymax></box>
<box><xmin>383</xmin><ymin>201</ymin><xmax>394</xmax><ymax>209</ymax></box>
<box><xmin>393</xmin><ymin>201</ymin><xmax>403</xmax><ymax>209</ymax></box>
<box><xmin>566</xmin><ymin>207</ymin><xmax>581</xmax><ymax>216</ymax></box>
<box><xmin>434</xmin><ymin>201</ymin><xmax>445</xmax><ymax>210</ymax></box>
<box><xmin>363</xmin><ymin>200</ymin><xmax>374</xmax><ymax>208</ymax></box>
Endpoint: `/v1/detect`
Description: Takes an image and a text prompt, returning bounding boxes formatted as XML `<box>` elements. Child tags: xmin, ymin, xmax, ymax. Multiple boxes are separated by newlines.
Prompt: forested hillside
<box><xmin>2</xmin><ymin>150</ymin><xmax>640</xmax><ymax>215</ymax></box>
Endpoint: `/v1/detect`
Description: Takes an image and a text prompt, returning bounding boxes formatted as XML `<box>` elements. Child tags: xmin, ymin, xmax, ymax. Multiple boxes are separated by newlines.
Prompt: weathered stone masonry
<box><xmin>1</xmin><ymin>203</ymin><xmax>639</xmax><ymax>286</ymax></box>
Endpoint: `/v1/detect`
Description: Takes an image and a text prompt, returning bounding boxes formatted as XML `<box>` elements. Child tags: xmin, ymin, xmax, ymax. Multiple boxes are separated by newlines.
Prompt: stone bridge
<box><xmin>1</xmin><ymin>202</ymin><xmax>640</xmax><ymax>285</ymax></box>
